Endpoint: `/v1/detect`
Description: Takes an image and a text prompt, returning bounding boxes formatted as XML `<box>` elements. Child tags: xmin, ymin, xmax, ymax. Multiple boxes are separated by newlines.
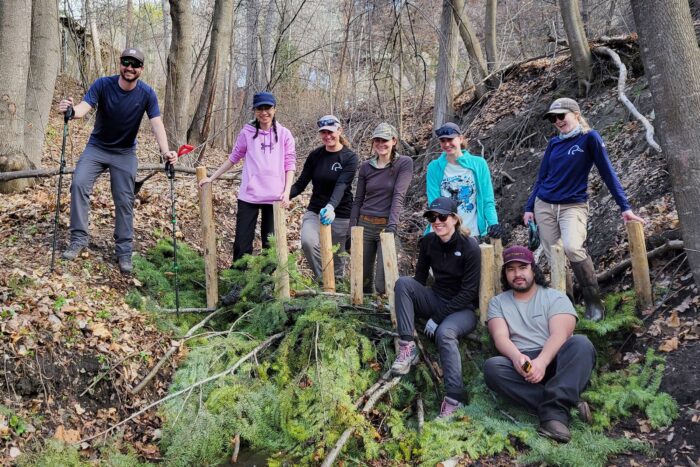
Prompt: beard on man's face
<box><xmin>120</xmin><ymin>68</ymin><xmax>140</xmax><ymax>82</ymax></box>
<box><xmin>509</xmin><ymin>275</ymin><xmax>534</xmax><ymax>292</ymax></box>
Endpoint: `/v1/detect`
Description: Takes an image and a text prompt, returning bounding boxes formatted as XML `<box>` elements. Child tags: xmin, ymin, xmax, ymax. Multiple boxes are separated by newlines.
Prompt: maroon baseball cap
<box><xmin>502</xmin><ymin>246</ymin><xmax>535</xmax><ymax>265</ymax></box>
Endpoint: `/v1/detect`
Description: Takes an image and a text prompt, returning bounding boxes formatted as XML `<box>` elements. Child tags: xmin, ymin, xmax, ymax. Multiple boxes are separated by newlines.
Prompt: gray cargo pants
<box><xmin>69</xmin><ymin>144</ymin><xmax>138</xmax><ymax>258</ymax></box>
<box><xmin>395</xmin><ymin>276</ymin><xmax>477</xmax><ymax>402</ymax></box>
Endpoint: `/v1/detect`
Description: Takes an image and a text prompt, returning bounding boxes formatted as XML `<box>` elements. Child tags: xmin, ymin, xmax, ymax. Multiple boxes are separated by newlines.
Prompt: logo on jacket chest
<box><xmin>567</xmin><ymin>145</ymin><xmax>584</xmax><ymax>156</ymax></box>
<box><xmin>330</xmin><ymin>162</ymin><xmax>342</xmax><ymax>172</ymax></box>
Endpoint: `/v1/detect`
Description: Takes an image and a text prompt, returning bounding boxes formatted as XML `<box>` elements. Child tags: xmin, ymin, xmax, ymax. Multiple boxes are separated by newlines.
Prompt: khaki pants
<box><xmin>534</xmin><ymin>198</ymin><xmax>589</xmax><ymax>263</ymax></box>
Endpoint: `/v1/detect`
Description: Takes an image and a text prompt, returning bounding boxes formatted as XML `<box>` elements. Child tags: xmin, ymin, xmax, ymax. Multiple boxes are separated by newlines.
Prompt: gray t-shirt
<box><xmin>487</xmin><ymin>286</ymin><xmax>577</xmax><ymax>352</ymax></box>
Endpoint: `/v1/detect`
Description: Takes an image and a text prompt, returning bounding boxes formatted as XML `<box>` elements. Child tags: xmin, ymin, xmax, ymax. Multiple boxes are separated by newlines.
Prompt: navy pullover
<box><xmin>525</xmin><ymin>130</ymin><xmax>631</xmax><ymax>212</ymax></box>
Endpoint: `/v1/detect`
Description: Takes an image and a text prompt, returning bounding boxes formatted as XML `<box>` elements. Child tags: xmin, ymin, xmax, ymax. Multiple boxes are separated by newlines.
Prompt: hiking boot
<box><xmin>118</xmin><ymin>256</ymin><xmax>133</xmax><ymax>274</ymax></box>
<box><xmin>62</xmin><ymin>243</ymin><xmax>86</xmax><ymax>260</ymax></box>
<box><xmin>390</xmin><ymin>340</ymin><xmax>418</xmax><ymax>375</ymax></box>
<box><xmin>577</xmin><ymin>400</ymin><xmax>592</xmax><ymax>424</ymax></box>
<box><xmin>537</xmin><ymin>419</ymin><xmax>571</xmax><ymax>443</ymax></box>
<box><xmin>437</xmin><ymin>396</ymin><xmax>463</xmax><ymax>419</ymax></box>
<box><xmin>571</xmin><ymin>257</ymin><xmax>605</xmax><ymax>322</ymax></box>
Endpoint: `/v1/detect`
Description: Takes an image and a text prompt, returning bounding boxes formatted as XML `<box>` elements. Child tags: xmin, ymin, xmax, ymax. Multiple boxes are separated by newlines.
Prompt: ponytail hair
<box><xmin>576</xmin><ymin>113</ymin><xmax>591</xmax><ymax>133</ymax></box>
<box><xmin>339</xmin><ymin>134</ymin><xmax>351</xmax><ymax>148</ymax></box>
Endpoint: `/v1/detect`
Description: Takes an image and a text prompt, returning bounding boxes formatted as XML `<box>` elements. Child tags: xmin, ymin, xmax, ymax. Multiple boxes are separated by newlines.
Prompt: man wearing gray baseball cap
<box><xmin>57</xmin><ymin>47</ymin><xmax>177</xmax><ymax>273</ymax></box>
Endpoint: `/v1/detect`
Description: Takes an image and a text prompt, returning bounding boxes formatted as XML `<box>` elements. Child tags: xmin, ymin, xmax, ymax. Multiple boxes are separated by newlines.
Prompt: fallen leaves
<box><xmin>659</xmin><ymin>337</ymin><xmax>679</xmax><ymax>352</ymax></box>
<box><xmin>53</xmin><ymin>425</ymin><xmax>81</xmax><ymax>443</ymax></box>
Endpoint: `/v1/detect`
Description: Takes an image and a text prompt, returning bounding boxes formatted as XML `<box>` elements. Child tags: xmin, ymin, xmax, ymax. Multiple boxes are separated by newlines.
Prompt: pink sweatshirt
<box><xmin>229</xmin><ymin>122</ymin><xmax>297</xmax><ymax>204</ymax></box>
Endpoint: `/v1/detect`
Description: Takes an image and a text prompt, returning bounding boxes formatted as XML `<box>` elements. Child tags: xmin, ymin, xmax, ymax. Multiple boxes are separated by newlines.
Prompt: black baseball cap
<box><xmin>423</xmin><ymin>197</ymin><xmax>458</xmax><ymax>217</ymax></box>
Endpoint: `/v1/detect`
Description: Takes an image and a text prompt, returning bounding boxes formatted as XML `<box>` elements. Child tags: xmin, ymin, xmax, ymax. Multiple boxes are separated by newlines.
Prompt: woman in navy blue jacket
<box><xmin>523</xmin><ymin>98</ymin><xmax>644</xmax><ymax>322</ymax></box>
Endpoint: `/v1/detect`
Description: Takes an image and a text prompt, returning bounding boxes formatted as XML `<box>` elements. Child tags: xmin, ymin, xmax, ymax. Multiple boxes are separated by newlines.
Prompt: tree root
<box><xmin>592</xmin><ymin>46</ymin><xmax>662</xmax><ymax>152</ymax></box>
<box><xmin>597</xmin><ymin>240</ymin><xmax>684</xmax><ymax>283</ymax></box>
<box><xmin>80</xmin><ymin>331</ymin><xmax>285</xmax><ymax>444</ymax></box>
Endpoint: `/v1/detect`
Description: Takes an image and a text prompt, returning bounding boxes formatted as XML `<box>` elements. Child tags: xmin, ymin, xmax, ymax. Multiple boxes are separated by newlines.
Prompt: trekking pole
<box><xmin>165</xmin><ymin>144</ymin><xmax>194</xmax><ymax>316</ymax></box>
<box><xmin>50</xmin><ymin>105</ymin><xmax>74</xmax><ymax>273</ymax></box>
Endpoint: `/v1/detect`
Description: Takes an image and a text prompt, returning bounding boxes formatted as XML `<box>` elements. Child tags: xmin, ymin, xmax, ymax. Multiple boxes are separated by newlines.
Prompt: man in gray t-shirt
<box><xmin>484</xmin><ymin>246</ymin><xmax>596</xmax><ymax>443</ymax></box>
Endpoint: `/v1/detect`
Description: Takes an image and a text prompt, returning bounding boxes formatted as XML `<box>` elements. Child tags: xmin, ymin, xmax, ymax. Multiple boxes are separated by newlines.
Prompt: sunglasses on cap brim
<box><xmin>435</xmin><ymin>127</ymin><xmax>461</xmax><ymax>138</ymax></box>
<box><xmin>120</xmin><ymin>58</ymin><xmax>143</xmax><ymax>68</ymax></box>
<box><xmin>317</xmin><ymin>118</ymin><xmax>340</xmax><ymax>128</ymax></box>
<box><xmin>425</xmin><ymin>212</ymin><xmax>451</xmax><ymax>223</ymax></box>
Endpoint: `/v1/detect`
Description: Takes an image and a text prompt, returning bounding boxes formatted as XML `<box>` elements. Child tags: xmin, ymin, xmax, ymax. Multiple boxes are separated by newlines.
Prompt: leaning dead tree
<box><xmin>592</xmin><ymin>46</ymin><xmax>661</xmax><ymax>152</ymax></box>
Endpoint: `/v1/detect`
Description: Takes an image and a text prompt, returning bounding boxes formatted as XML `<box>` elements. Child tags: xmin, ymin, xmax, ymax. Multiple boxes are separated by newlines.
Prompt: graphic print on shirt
<box><xmin>440</xmin><ymin>164</ymin><xmax>480</xmax><ymax>236</ymax></box>
<box><xmin>567</xmin><ymin>145</ymin><xmax>583</xmax><ymax>156</ymax></box>
<box><xmin>330</xmin><ymin>162</ymin><xmax>342</xmax><ymax>172</ymax></box>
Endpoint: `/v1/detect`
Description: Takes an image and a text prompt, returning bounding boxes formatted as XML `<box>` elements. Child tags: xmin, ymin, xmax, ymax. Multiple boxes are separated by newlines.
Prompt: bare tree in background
<box><xmin>85</xmin><ymin>0</ymin><xmax>103</xmax><ymax>78</ymax></box>
<box><xmin>450</xmin><ymin>0</ymin><xmax>489</xmax><ymax>97</ymax></box>
<box><xmin>484</xmin><ymin>0</ymin><xmax>498</xmax><ymax>73</ymax></box>
<box><xmin>630</xmin><ymin>0</ymin><xmax>700</xmax><ymax>288</ymax></box>
<box><xmin>433</xmin><ymin>0</ymin><xmax>457</xmax><ymax>129</ymax></box>
<box><xmin>188</xmin><ymin>0</ymin><xmax>234</xmax><ymax>149</ymax></box>
<box><xmin>24</xmin><ymin>0</ymin><xmax>61</xmax><ymax>174</ymax></box>
<box><xmin>164</xmin><ymin>0</ymin><xmax>193</xmax><ymax>150</ymax></box>
<box><xmin>0</xmin><ymin>0</ymin><xmax>60</xmax><ymax>193</ymax></box>
<box><xmin>125</xmin><ymin>0</ymin><xmax>134</xmax><ymax>48</ymax></box>
<box><xmin>558</xmin><ymin>0</ymin><xmax>591</xmax><ymax>96</ymax></box>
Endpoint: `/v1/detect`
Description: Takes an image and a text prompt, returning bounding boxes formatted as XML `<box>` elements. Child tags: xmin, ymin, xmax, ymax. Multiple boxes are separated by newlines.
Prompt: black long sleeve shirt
<box><xmin>289</xmin><ymin>146</ymin><xmax>358</xmax><ymax>218</ymax></box>
<box><xmin>414</xmin><ymin>231</ymin><xmax>481</xmax><ymax>323</ymax></box>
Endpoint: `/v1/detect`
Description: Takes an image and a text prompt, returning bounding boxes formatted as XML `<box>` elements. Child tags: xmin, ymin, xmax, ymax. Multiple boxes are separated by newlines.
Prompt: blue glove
<box><xmin>320</xmin><ymin>204</ymin><xmax>336</xmax><ymax>225</ymax></box>
<box><xmin>424</xmin><ymin>319</ymin><xmax>438</xmax><ymax>339</ymax></box>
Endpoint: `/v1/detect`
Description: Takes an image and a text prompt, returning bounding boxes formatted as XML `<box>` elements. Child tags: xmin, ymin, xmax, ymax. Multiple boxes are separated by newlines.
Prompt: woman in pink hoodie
<box><xmin>198</xmin><ymin>92</ymin><xmax>296</xmax><ymax>264</ymax></box>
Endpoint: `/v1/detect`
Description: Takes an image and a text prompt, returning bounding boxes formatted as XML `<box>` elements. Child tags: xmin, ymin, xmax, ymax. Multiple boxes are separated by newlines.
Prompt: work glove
<box><xmin>384</xmin><ymin>225</ymin><xmax>397</xmax><ymax>235</ymax></box>
<box><xmin>487</xmin><ymin>223</ymin><xmax>504</xmax><ymax>239</ymax></box>
<box><xmin>424</xmin><ymin>319</ymin><xmax>438</xmax><ymax>339</ymax></box>
<box><xmin>320</xmin><ymin>204</ymin><xmax>336</xmax><ymax>225</ymax></box>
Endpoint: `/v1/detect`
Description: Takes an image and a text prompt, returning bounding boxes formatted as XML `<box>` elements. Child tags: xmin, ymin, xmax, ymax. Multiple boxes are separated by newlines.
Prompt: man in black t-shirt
<box><xmin>57</xmin><ymin>48</ymin><xmax>177</xmax><ymax>273</ymax></box>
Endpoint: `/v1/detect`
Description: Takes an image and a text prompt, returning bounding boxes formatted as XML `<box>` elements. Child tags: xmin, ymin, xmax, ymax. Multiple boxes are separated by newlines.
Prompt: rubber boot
<box><xmin>570</xmin><ymin>257</ymin><xmax>605</xmax><ymax>322</ymax></box>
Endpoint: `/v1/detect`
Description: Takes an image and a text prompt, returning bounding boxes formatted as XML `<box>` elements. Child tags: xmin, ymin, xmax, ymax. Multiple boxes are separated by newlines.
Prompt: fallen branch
<box><xmin>597</xmin><ymin>240</ymin><xmax>684</xmax><ymax>283</ymax></box>
<box><xmin>158</xmin><ymin>307</ymin><xmax>217</xmax><ymax>314</ymax></box>
<box><xmin>131</xmin><ymin>307</ymin><xmax>227</xmax><ymax>394</ymax></box>
<box><xmin>593</xmin><ymin>46</ymin><xmax>662</xmax><ymax>152</ymax></box>
<box><xmin>416</xmin><ymin>397</ymin><xmax>424</xmax><ymax>433</ymax></box>
<box><xmin>80</xmin><ymin>331</ymin><xmax>284</xmax><ymax>443</ymax></box>
<box><xmin>293</xmin><ymin>290</ymin><xmax>350</xmax><ymax>298</ymax></box>
<box><xmin>0</xmin><ymin>164</ymin><xmax>240</xmax><ymax>182</ymax></box>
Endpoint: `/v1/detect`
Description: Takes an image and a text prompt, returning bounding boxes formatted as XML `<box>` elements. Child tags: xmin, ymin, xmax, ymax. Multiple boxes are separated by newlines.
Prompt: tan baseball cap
<box><xmin>542</xmin><ymin>97</ymin><xmax>580</xmax><ymax>119</ymax></box>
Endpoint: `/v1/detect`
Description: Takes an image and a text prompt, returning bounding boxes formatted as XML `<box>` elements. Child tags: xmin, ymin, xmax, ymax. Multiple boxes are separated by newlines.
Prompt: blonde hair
<box><xmin>575</xmin><ymin>113</ymin><xmax>591</xmax><ymax>133</ymax></box>
<box><xmin>453</xmin><ymin>214</ymin><xmax>471</xmax><ymax>237</ymax></box>
<box><xmin>339</xmin><ymin>134</ymin><xmax>351</xmax><ymax>148</ymax></box>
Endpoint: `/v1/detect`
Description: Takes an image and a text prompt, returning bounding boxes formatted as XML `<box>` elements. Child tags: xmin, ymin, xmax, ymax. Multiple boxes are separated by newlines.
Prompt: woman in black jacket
<box><xmin>389</xmin><ymin>196</ymin><xmax>480</xmax><ymax>418</ymax></box>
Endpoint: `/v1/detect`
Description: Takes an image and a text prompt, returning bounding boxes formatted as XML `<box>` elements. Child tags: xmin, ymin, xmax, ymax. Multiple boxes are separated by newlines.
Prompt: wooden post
<box><xmin>492</xmin><ymin>239</ymin><xmax>503</xmax><ymax>293</ymax></box>
<box><xmin>273</xmin><ymin>202</ymin><xmax>290</xmax><ymax>299</ymax></box>
<box><xmin>319</xmin><ymin>224</ymin><xmax>335</xmax><ymax>292</ymax></box>
<box><xmin>350</xmin><ymin>226</ymin><xmax>364</xmax><ymax>305</ymax></box>
<box><xmin>626</xmin><ymin>221</ymin><xmax>652</xmax><ymax>308</ymax></box>
<box><xmin>550</xmin><ymin>244</ymin><xmax>567</xmax><ymax>294</ymax></box>
<box><xmin>196</xmin><ymin>167</ymin><xmax>218</xmax><ymax>309</ymax></box>
<box><xmin>479</xmin><ymin>244</ymin><xmax>495</xmax><ymax>324</ymax></box>
<box><xmin>380</xmin><ymin>232</ymin><xmax>400</xmax><ymax>351</ymax></box>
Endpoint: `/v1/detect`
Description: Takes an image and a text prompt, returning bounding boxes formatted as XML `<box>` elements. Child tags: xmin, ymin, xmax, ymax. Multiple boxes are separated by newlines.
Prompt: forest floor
<box><xmin>1</xmin><ymin>43</ymin><xmax>699</xmax><ymax>466</ymax></box>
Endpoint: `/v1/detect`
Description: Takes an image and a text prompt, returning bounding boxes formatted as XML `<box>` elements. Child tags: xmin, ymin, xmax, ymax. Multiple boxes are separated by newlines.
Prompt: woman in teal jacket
<box><xmin>426</xmin><ymin>122</ymin><xmax>499</xmax><ymax>237</ymax></box>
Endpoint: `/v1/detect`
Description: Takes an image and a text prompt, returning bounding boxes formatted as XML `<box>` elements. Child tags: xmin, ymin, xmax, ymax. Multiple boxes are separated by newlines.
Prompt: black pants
<box><xmin>233</xmin><ymin>200</ymin><xmax>274</xmax><ymax>261</ymax></box>
<box><xmin>483</xmin><ymin>335</ymin><xmax>596</xmax><ymax>424</ymax></box>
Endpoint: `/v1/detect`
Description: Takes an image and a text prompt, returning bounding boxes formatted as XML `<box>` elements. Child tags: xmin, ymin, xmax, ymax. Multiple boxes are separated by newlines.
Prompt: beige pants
<box><xmin>534</xmin><ymin>198</ymin><xmax>589</xmax><ymax>263</ymax></box>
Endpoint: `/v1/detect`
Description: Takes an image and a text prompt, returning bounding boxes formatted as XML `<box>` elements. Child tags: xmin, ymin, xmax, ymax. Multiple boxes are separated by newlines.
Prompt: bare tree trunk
<box><xmin>581</xmin><ymin>0</ymin><xmax>590</xmax><ymax>36</ymax></box>
<box><xmin>125</xmin><ymin>0</ymin><xmax>133</xmax><ymax>48</ymax></box>
<box><xmin>162</xmin><ymin>0</ymin><xmax>171</xmax><ymax>53</ymax></box>
<box><xmin>226</xmin><ymin>25</ymin><xmax>237</xmax><ymax>149</ymax></box>
<box><xmin>245</xmin><ymin>0</ymin><xmax>262</xmax><ymax>108</ymax></box>
<box><xmin>260</xmin><ymin>0</ymin><xmax>278</xmax><ymax>88</ymax></box>
<box><xmin>333</xmin><ymin>0</ymin><xmax>355</xmax><ymax>108</ymax></box>
<box><xmin>558</xmin><ymin>0</ymin><xmax>592</xmax><ymax>96</ymax></box>
<box><xmin>24</xmin><ymin>0</ymin><xmax>60</xmax><ymax>171</ymax></box>
<box><xmin>433</xmin><ymin>0</ymin><xmax>457</xmax><ymax>129</ymax></box>
<box><xmin>604</xmin><ymin>0</ymin><xmax>618</xmax><ymax>35</ymax></box>
<box><xmin>85</xmin><ymin>0</ymin><xmax>103</xmax><ymax>77</ymax></box>
<box><xmin>450</xmin><ymin>0</ymin><xmax>489</xmax><ymax>96</ymax></box>
<box><xmin>484</xmin><ymin>0</ymin><xmax>498</xmax><ymax>73</ymax></box>
<box><xmin>187</xmin><ymin>0</ymin><xmax>233</xmax><ymax>148</ymax></box>
<box><xmin>630</xmin><ymin>0</ymin><xmax>700</xmax><ymax>288</ymax></box>
<box><xmin>164</xmin><ymin>0</ymin><xmax>193</xmax><ymax>149</ymax></box>
<box><xmin>0</xmin><ymin>0</ymin><xmax>32</xmax><ymax>193</ymax></box>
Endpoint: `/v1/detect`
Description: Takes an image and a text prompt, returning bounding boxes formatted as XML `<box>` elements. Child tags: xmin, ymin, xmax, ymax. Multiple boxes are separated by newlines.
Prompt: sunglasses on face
<box><xmin>317</xmin><ymin>118</ymin><xmax>340</xmax><ymax>128</ymax></box>
<box><xmin>425</xmin><ymin>212</ymin><xmax>451</xmax><ymax>223</ymax></box>
<box><xmin>120</xmin><ymin>58</ymin><xmax>143</xmax><ymax>68</ymax></box>
<box><xmin>547</xmin><ymin>113</ymin><xmax>568</xmax><ymax>123</ymax></box>
<box><xmin>435</xmin><ymin>127</ymin><xmax>461</xmax><ymax>138</ymax></box>
<box><xmin>255</xmin><ymin>105</ymin><xmax>273</xmax><ymax>111</ymax></box>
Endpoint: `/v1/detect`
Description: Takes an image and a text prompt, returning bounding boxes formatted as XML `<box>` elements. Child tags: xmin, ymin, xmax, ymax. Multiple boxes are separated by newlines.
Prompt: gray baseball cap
<box><xmin>120</xmin><ymin>47</ymin><xmax>145</xmax><ymax>64</ymax></box>
<box><xmin>543</xmin><ymin>97</ymin><xmax>580</xmax><ymax>119</ymax></box>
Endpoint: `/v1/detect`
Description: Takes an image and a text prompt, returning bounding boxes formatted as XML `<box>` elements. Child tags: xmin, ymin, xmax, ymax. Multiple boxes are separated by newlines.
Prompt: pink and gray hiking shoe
<box><xmin>390</xmin><ymin>340</ymin><xmax>419</xmax><ymax>375</ymax></box>
<box><xmin>438</xmin><ymin>396</ymin><xmax>463</xmax><ymax>419</ymax></box>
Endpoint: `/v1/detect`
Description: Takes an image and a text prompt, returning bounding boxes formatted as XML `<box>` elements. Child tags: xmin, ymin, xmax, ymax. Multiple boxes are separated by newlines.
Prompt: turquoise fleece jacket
<box><xmin>426</xmin><ymin>150</ymin><xmax>498</xmax><ymax>234</ymax></box>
